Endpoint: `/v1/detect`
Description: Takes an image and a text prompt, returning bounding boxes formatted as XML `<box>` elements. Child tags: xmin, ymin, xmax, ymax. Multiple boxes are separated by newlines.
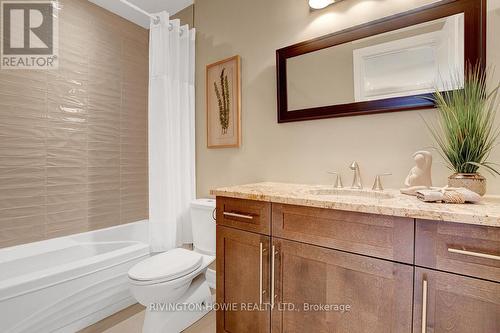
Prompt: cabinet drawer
<box><xmin>416</xmin><ymin>219</ymin><xmax>500</xmax><ymax>282</ymax></box>
<box><xmin>216</xmin><ymin>197</ymin><xmax>271</xmax><ymax>235</ymax></box>
<box><xmin>272</xmin><ymin>203</ymin><xmax>414</xmax><ymax>264</ymax></box>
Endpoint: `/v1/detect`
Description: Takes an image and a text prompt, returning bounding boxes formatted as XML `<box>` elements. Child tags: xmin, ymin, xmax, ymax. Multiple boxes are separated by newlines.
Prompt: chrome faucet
<box><xmin>372</xmin><ymin>173</ymin><xmax>392</xmax><ymax>191</ymax></box>
<box><xmin>349</xmin><ymin>161</ymin><xmax>362</xmax><ymax>189</ymax></box>
<box><xmin>327</xmin><ymin>172</ymin><xmax>343</xmax><ymax>189</ymax></box>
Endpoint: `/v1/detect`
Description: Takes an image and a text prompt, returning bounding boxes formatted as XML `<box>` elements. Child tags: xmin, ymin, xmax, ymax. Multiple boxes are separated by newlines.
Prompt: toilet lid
<box><xmin>128</xmin><ymin>248</ymin><xmax>203</xmax><ymax>282</ymax></box>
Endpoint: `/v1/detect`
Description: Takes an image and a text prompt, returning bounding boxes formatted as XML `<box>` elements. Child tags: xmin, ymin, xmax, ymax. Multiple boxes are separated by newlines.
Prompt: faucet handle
<box><xmin>372</xmin><ymin>173</ymin><xmax>392</xmax><ymax>191</ymax></box>
<box><xmin>327</xmin><ymin>172</ymin><xmax>343</xmax><ymax>189</ymax></box>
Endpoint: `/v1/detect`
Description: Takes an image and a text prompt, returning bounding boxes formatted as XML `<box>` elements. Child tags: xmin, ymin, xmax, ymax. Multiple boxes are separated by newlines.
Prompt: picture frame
<box><xmin>206</xmin><ymin>55</ymin><xmax>241</xmax><ymax>148</ymax></box>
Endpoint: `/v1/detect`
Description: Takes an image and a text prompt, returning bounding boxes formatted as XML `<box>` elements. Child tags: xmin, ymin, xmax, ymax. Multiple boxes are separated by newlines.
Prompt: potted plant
<box><xmin>426</xmin><ymin>64</ymin><xmax>500</xmax><ymax>196</ymax></box>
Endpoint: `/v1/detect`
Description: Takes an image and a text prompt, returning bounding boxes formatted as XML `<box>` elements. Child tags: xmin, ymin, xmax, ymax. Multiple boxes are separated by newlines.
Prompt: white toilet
<box><xmin>128</xmin><ymin>198</ymin><xmax>216</xmax><ymax>333</ymax></box>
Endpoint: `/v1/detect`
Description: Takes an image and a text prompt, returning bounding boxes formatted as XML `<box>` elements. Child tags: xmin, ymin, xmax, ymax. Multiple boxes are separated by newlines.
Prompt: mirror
<box><xmin>276</xmin><ymin>0</ymin><xmax>485</xmax><ymax>122</ymax></box>
<box><xmin>287</xmin><ymin>14</ymin><xmax>464</xmax><ymax>111</ymax></box>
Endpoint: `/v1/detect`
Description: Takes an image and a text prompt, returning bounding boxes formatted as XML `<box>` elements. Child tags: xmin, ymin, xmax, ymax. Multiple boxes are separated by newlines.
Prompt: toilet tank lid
<box><xmin>191</xmin><ymin>198</ymin><xmax>215</xmax><ymax>210</ymax></box>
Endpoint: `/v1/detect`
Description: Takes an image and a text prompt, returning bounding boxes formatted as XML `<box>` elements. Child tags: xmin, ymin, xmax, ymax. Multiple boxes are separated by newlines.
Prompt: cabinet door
<box><xmin>216</xmin><ymin>225</ymin><xmax>270</xmax><ymax>333</ymax></box>
<box><xmin>414</xmin><ymin>268</ymin><xmax>500</xmax><ymax>333</ymax></box>
<box><xmin>271</xmin><ymin>238</ymin><xmax>413</xmax><ymax>333</ymax></box>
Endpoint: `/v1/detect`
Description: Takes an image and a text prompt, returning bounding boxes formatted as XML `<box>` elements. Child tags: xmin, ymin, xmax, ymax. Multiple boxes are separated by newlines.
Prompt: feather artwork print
<box><xmin>214</xmin><ymin>68</ymin><xmax>230</xmax><ymax>135</ymax></box>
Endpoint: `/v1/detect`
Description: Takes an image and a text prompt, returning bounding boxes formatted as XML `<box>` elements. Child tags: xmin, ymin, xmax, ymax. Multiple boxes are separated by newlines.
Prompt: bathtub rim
<box><xmin>0</xmin><ymin>220</ymin><xmax>148</xmax><ymax>261</ymax></box>
<box><xmin>0</xmin><ymin>220</ymin><xmax>150</xmax><ymax>301</ymax></box>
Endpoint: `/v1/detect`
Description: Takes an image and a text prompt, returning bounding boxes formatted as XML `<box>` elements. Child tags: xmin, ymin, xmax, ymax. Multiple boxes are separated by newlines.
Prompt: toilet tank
<box><xmin>190</xmin><ymin>198</ymin><xmax>216</xmax><ymax>256</ymax></box>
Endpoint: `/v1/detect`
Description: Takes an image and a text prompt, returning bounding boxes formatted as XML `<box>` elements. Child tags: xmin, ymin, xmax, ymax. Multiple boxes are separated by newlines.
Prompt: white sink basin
<box><xmin>307</xmin><ymin>188</ymin><xmax>394</xmax><ymax>199</ymax></box>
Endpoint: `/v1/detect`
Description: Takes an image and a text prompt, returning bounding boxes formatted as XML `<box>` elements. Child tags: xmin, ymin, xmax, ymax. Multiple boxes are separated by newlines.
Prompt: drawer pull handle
<box><xmin>448</xmin><ymin>248</ymin><xmax>500</xmax><ymax>261</ymax></box>
<box><xmin>271</xmin><ymin>245</ymin><xmax>276</xmax><ymax>308</ymax></box>
<box><xmin>259</xmin><ymin>242</ymin><xmax>263</xmax><ymax>305</ymax></box>
<box><xmin>223</xmin><ymin>212</ymin><xmax>254</xmax><ymax>220</ymax></box>
<box><xmin>421</xmin><ymin>278</ymin><xmax>428</xmax><ymax>333</ymax></box>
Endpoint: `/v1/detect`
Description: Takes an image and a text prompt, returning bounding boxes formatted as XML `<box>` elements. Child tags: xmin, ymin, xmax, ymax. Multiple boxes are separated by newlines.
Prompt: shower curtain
<box><xmin>148</xmin><ymin>12</ymin><xmax>196</xmax><ymax>252</ymax></box>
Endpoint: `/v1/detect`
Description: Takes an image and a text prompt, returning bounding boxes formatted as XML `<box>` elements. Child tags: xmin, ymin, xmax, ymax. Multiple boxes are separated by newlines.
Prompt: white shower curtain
<box><xmin>148</xmin><ymin>12</ymin><xmax>196</xmax><ymax>252</ymax></box>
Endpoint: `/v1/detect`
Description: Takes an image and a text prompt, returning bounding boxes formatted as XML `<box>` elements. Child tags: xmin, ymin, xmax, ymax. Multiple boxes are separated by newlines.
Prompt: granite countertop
<box><xmin>211</xmin><ymin>182</ymin><xmax>500</xmax><ymax>227</ymax></box>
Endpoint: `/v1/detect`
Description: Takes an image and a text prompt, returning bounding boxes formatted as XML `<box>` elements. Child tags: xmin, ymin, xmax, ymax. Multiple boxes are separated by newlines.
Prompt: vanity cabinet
<box><xmin>413</xmin><ymin>268</ymin><xmax>500</xmax><ymax>333</ymax></box>
<box><xmin>216</xmin><ymin>196</ymin><xmax>500</xmax><ymax>333</ymax></box>
<box><xmin>272</xmin><ymin>203</ymin><xmax>414</xmax><ymax>264</ymax></box>
<box><xmin>416</xmin><ymin>219</ymin><xmax>500</xmax><ymax>282</ymax></box>
<box><xmin>271</xmin><ymin>238</ymin><xmax>413</xmax><ymax>333</ymax></box>
<box><xmin>216</xmin><ymin>225</ymin><xmax>270</xmax><ymax>332</ymax></box>
<box><xmin>413</xmin><ymin>219</ymin><xmax>500</xmax><ymax>332</ymax></box>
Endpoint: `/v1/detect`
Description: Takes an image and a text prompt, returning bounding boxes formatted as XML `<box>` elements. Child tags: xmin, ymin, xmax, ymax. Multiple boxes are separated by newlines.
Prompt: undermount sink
<box><xmin>307</xmin><ymin>188</ymin><xmax>394</xmax><ymax>199</ymax></box>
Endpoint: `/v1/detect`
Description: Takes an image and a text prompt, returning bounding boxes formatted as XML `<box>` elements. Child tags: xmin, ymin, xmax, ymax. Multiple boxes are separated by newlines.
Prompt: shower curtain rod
<box><xmin>119</xmin><ymin>0</ymin><xmax>184</xmax><ymax>33</ymax></box>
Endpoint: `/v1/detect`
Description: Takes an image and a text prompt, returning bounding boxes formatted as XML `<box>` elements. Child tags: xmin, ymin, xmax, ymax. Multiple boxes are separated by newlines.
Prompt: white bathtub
<box><xmin>0</xmin><ymin>221</ymin><xmax>150</xmax><ymax>333</ymax></box>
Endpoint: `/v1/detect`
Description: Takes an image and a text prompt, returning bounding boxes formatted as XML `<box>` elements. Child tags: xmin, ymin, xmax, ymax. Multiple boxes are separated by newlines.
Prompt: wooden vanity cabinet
<box><xmin>216</xmin><ymin>196</ymin><xmax>500</xmax><ymax>333</ymax></box>
<box><xmin>272</xmin><ymin>203</ymin><xmax>414</xmax><ymax>264</ymax></box>
<box><xmin>271</xmin><ymin>238</ymin><xmax>413</xmax><ymax>333</ymax></box>
<box><xmin>414</xmin><ymin>219</ymin><xmax>500</xmax><ymax>333</ymax></box>
<box><xmin>413</xmin><ymin>268</ymin><xmax>500</xmax><ymax>333</ymax></box>
<box><xmin>416</xmin><ymin>219</ymin><xmax>500</xmax><ymax>282</ymax></box>
<box><xmin>216</xmin><ymin>225</ymin><xmax>270</xmax><ymax>333</ymax></box>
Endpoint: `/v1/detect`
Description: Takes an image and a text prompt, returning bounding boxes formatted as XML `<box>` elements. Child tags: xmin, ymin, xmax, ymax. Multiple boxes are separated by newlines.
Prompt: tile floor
<box><xmin>103</xmin><ymin>309</ymin><xmax>215</xmax><ymax>333</ymax></box>
<box><xmin>80</xmin><ymin>304</ymin><xmax>216</xmax><ymax>333</ymax></box>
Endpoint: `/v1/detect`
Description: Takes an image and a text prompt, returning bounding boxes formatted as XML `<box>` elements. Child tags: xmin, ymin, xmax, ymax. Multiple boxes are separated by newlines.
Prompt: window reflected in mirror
<box><xmin>286</xmin><ymin>13</ymin><xmax>464</xmax><ymax>112</ymax></box>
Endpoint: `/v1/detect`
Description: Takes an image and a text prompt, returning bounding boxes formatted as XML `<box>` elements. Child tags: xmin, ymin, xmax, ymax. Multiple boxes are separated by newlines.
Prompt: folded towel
<box><xmin>450</xmin><ymin>187</ymin><xmax>482</xmax><ymax>203</ymax></box>
<box><xmin>443</xmin><ymin>191</ymin><xmax>465</xmax><ymax>204</ymax></box>
<box><xmin>416</xmin><ymin>190</ymin><xmax>444</xmax><ymax>202</ymax></box>
<box><xmin>416</xmin><ymin>187</ymin><xmax>481</xmax><ymax>204</ymax></box>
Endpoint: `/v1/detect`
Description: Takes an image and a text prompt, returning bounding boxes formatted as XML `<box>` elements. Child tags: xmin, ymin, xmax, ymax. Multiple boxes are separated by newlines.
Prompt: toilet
<box><xmin>128</xmin><ymin>198</ymin><xmax>216</xmax><ymax>333</ymax></box>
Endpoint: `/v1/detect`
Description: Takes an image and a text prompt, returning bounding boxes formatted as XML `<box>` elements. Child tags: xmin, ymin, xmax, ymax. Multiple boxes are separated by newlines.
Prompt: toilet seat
<box><xmin>128</xmin><ymin>248</ymin><xmax>202</xmax><ymax>285</ymax></box>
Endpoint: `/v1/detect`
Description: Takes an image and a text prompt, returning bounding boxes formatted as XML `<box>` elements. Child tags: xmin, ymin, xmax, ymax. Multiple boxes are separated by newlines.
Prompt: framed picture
<box><xmin>206</xmin><ymin>55</ymin><xmax>241</xmax><ymax>148</ymax></box>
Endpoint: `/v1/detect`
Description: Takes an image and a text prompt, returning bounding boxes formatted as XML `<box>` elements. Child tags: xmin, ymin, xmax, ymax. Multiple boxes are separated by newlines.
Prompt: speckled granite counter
<box><xmin>211</xmin><ymin>182</ymin><xmax>500</xmax><ymax>227</ymax></box>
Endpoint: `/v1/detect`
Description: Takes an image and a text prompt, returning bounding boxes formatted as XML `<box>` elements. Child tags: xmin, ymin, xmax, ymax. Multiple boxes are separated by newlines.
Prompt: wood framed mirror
<box><xmin>276</xmin><ymin>0</ymin><xmax>486</xmax><ymax>123</ymax></box>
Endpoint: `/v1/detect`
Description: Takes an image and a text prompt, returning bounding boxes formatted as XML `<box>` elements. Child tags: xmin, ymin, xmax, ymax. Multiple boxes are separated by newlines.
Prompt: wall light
<box><xmin>308</xmin><ymin>0</ymin><xmax>336</xmax><ymax>10</ymax></box>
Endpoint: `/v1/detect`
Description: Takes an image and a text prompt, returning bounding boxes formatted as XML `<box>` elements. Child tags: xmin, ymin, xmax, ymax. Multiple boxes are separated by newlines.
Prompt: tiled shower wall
<box><xmin>0</xmin><ymin>0</ymin><xmax>149</xmax><ymax>248</ymax></box>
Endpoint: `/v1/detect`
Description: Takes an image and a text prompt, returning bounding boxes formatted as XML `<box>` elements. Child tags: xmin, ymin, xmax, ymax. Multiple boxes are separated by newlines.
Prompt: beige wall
<box><xmin>0</xmin><ymin>0</ymin><xmax>148</xmax><ymax>248</ymax></box>
<box><xmin>287</xmin><ymin>42</ymin><xmax>355</xmax><ymax>110</ymax></box>
<box><xmin>173</xmin><ymin>5</ymin><xmax>194</xmax><ymax>27</ymax></box>
<box><xmin>194</xmin><ymin>0</ymin><xmax>500</xmax><ymax>197</ymax></box>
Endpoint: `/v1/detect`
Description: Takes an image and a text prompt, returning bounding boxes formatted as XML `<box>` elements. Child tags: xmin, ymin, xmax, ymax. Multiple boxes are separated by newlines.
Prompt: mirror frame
<box><xmin>276</xmin><ymin>0</ymin><xmax>486</xmax><ymax>123</ymax></box>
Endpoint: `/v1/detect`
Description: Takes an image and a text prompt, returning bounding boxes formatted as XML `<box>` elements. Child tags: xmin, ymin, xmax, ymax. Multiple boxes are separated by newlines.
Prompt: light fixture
<box><xmin>308</xmin><ymin>0</ymin><xmax>336</xmax><ymax>10</ymax></box>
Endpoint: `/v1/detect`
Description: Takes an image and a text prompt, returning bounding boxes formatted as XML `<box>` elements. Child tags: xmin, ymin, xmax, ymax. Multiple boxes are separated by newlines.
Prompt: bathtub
<box><xmin>0</xmin><ymin>221</ymin><xmax>150</xmax><ymax>333</ymax></box>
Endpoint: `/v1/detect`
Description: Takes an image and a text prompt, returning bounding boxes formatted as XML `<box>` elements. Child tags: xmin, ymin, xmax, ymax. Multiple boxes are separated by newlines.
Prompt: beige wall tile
<box><xmin>0</xmin><ymin>0</ymin><xmax>148</xmax><ymax>248</ymax></box>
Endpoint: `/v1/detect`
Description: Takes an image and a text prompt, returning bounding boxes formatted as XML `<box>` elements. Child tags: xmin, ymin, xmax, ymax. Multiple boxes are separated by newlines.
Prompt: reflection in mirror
<box><xmin>286</xmin><ymin>13</ymin><xmax>464</xmax><ymax>112</ymax></box>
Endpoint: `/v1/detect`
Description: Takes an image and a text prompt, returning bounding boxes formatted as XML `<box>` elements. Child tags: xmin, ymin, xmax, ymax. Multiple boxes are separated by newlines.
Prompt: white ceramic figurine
<box><xmin>401</xmin><ymin>150</ymin><xmax>433</xmax><ymax>195</ymax></box>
